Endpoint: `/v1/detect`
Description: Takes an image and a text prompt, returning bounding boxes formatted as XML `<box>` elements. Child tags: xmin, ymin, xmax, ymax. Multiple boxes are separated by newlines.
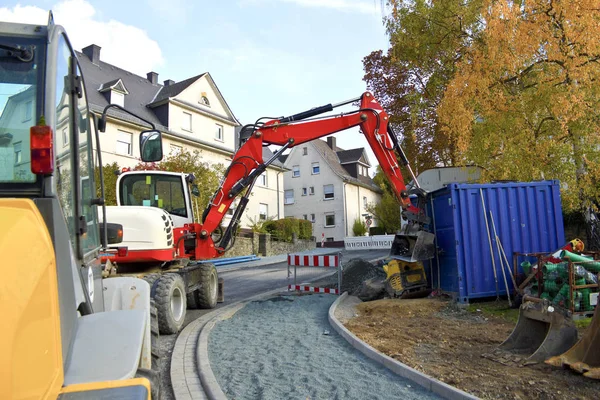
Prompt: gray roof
<box><xmin>76</xmin><ymin>50</ymin><xmax>166</xmax><ymax>130</ymax></box>
<box><xmin>337</xmin><ymin>148</ymin><xmax>368</xmax><ymax>165</ymax></box>
<box><xmin>150</xmin><ymin>74</ymin><xmax>206</xmax><ymax>104</ymax></box>
<box><xmin>312</xmin><ymin>140</ymin><xmax>381</xmax><ymax>193</ymax></box>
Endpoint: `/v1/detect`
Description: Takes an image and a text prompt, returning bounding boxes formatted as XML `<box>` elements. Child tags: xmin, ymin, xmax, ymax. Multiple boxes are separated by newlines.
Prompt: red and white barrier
<box><xmin>287</xmin><ymin>285</ymin><xmax>339</xmax><ymax>295</ymax></box>
<box><xmin>287</xmin><ymin>252</ymin><xmax>342</xmax><ymax>295</ymax></box>
<box><xmin>287</xmin><ymin>254</ymin><xmax>339</xmax><ymax>267</ymax></box>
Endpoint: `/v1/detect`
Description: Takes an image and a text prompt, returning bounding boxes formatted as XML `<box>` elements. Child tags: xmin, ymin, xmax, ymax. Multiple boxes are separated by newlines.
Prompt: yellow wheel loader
<box><xmin>0</xmin><ymin>15</ymin><xmax>164</xmax><ymax>399</ymax></box>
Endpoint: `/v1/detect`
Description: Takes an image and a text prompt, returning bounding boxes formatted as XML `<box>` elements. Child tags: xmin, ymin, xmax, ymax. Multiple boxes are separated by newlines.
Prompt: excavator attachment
<box><xmin>390</xmin><ymin>230</ymin><xmax>436</xmax><ymax>262</ymax></box>
<box><xmin>546</xmin><ymin>303</ymin><xmax>600</xmax><ymax>378</ymax></box>
<box><xmin>383</xmin><ymin>259</ymin><xmax>430</xmax><ymax>299</ymax></box>
<box><xmin>483</xmin><ymin>297</ymin><xmax>578</xmax><ymax>366</ymax></box>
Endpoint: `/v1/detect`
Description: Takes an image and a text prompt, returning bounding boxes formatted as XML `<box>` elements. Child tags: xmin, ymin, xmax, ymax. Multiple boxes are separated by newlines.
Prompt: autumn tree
<box><xmin>94</xmin><ymin>161</ymin><xmax>121</xmax><ymax>205</ymax></box>
<box><xmin>438</xmin><ymin>0</ymin><xmax>600</xmax><ymax>213</ymax></box>
<box><xmin>366</xmin><ymin>166</ymin><xmax>402</xmax><ymax>233</ymax></box>
<box><xmin>365</xmin><ymin>0</ymin><xmax>485</xmax><ymax>173</ymax></box>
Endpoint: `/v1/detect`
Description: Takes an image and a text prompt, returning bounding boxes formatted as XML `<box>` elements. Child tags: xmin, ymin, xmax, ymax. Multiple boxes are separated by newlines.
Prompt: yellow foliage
<box><xmin>438</xmin><ymin>0</ymin><xmax>600</xmax><ymax>212</ymax></box>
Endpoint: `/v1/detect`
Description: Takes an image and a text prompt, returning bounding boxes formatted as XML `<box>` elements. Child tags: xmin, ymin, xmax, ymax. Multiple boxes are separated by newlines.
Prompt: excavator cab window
<box><xmin>120</xmin><ymin>173</ymin><xmax>188</xmax><ymax>218</ymax></box>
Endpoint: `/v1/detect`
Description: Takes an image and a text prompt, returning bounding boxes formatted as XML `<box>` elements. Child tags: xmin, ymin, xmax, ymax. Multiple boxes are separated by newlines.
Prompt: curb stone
<box><xmin>172</xmin><ymin>287</ymin><xmax>288</xmax><ymax>400</ymax></box>
<box><xmin>328</xmin><ymin>293</ymin><xmax>480</xmax><ymax>400</ymax></box>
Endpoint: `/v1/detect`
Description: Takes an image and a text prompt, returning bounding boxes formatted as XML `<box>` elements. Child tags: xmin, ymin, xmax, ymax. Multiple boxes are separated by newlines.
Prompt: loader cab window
<box><xmin>120</xmin><ymin>173</ymin><xmax>188</xmax><ymax>218</ymax></box>
<box><xmin>55</xmin><ymin>34</ymin><xmax>100</xmax><ymax>257</ymax></box>
<box><xmin>0</xmin><ymin>35</ymin><xmax>44</xmax><ymax>184</ymax></box>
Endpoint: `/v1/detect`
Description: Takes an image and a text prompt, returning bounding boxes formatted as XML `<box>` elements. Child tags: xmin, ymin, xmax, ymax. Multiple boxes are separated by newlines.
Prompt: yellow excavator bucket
<box><xmin>546</xmin><ymin>302</ymin><xmax>600</xmax><ymax>378</ymax></box>
<box><xmin>483</xmin><ymin>297</ymin><xmax>578</xmax><ymax>366</ymax></box>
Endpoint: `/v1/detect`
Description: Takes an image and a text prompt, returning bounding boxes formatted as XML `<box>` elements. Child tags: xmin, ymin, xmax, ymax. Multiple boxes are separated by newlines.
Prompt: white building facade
<box><xmin>282</xmin><ymin>137</ymin><xmax>382</xmax><ymax>243</ymax></box>
<box><xmin>77</xmin><ymin>44</ymin><xmax>285</xmax><ymax>227</ymax></box>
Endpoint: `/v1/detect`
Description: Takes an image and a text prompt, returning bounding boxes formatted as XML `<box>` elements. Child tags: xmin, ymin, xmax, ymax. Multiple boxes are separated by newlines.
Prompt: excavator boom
<box><xmin>181</xmin><ymin>92</ymin><xmax>432</xmax><ymax>260</ymax></box>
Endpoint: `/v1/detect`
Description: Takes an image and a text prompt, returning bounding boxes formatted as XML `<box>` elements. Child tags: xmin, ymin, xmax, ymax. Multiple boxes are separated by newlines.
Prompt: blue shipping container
<box><xmin>426</xmin><ymin>180</ymin><xmax>565</xmax><ymax>303</ymax></box>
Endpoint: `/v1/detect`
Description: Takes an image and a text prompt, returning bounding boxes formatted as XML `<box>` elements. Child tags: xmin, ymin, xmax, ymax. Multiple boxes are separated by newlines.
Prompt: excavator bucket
<box><xmin>546</xmin><ymin>304</ymin><xmax>600</xmax><ymax>379</ymax></box>
<box><xmin>484</xmin><ymin>299</ymin><xmax>578</xmax><ymax>366</ymax></box>
<box><xmin>390</xmin><ymin>230</ymin><xmax>435</xmax><ymax>262</ymax></box>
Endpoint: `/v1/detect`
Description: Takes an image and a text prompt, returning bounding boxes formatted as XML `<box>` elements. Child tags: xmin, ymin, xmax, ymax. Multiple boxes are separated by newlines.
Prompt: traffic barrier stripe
<box><xmin>287</xmin><ymin>254</ymin><xmax>339</xmax><ymax>267</ymax></box>
<box><xmin>288</xmin><ymin>285</ymin><xmax>339</xmax><ymax>295</ymax></box>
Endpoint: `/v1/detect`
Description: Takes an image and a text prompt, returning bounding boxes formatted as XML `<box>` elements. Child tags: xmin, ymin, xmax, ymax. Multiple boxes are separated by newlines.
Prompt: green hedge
<box><xmin>264</xmin><ymin>218</ymin><xmax>313</xmax><ymax>242</ymax></box>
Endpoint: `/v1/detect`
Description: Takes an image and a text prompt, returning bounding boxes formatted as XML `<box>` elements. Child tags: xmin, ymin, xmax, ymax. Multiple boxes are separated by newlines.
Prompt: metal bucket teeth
<box><xmin>390</xmin><ymin>231</ymin><xmax>435</xmax><ymax>262</ymax></box>
<box><xmin>488</xmin><ymin>300</ymin><xmax>578</xmax><ymax>366</ymax></box>
<box><xmin>545</xmin><ymin>303</ymin><xmax>600</xmax><ymax>379</ymax></box>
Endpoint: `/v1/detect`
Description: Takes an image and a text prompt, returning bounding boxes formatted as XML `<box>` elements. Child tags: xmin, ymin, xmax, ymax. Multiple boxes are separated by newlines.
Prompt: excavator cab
<box><xmin>0</xmin><ymin>18</ymin><xmax>162</xmax><ymax>399</ymax></box>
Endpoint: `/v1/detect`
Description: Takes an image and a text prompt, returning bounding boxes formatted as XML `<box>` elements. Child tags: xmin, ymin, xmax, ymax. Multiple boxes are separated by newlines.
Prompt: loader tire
<box><xmin>143</xmin><ymin>273</ymin><xmax>161</xmax><ymax>288</ymax></box>
<box><xmin>196</xmin><ymin>263</ymin><xmax>218</xmax><ymax>309</ymax></box>
<box><xmin>186</xmin><ymin>290</ymin><xmax>200</xmax><ymax>309</ymax></box>
<box><xmin>136</xmin><ymin>367</ymin><xmax>161</xmax><ymax>400</ymax></box>
<box><xmin>149</xmin><ymin>299</ymin><xmax>161</xmax><ymax>368</ymax></box>
<box><xmin>154</xmin><ymin>273</ymin><xmax>186</xmax><ymax>335</ymax></box>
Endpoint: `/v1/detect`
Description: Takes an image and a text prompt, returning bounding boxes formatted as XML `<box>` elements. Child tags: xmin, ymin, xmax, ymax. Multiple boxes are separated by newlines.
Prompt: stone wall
<box><xmin>225</xmin><ymin>233</ymin><xmax>316</xmax><ymax>257</ymax></box>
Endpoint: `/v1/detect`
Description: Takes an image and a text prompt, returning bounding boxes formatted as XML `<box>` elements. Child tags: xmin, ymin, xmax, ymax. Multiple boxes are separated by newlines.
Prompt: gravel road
<box><xmin>208</xmin><ymin>294</ymin><xmax>441</xmax><ymax>400</ymax></box>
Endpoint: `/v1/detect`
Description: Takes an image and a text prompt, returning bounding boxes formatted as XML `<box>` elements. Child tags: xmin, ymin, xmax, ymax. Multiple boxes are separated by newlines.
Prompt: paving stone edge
<box><xmin>328</xmin><ymin>292</ymin><xmax>480</xmax><ymax>400</ymax></box>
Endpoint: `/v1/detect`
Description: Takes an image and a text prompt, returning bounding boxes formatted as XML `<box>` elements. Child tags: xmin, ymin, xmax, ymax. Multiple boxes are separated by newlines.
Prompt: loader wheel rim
<box><xmin>171</xmin><ymin>286</ymin><xmax>184</xmax><ymax>322</ymax></box>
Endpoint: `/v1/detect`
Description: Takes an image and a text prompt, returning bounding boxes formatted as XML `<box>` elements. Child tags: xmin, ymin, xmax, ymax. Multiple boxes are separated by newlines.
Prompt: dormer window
<box><xmin>99</xmin><ymin>78</ymin><xmax>129</xmax><ymax>108</ymax></box>
<box><xmin>111</xmin><ymin>91</ymin><xmax>124</xmax><ymax>107</ymax></box>
<box><xmin>200</xmin><ymin>95</ymin><xmax>210</xmax><ymax>107</ymax></box>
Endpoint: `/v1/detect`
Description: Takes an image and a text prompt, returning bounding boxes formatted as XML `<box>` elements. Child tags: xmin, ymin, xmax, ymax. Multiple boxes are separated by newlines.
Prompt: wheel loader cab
<box><xmin>0</xmin><ymin>20</ymin><xmax>162</xmax><ymax>399</ymax></box>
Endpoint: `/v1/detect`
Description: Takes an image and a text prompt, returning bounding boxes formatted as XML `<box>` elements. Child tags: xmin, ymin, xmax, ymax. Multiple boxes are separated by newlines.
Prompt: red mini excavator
<box><xmin>180</xmin><ymin>91</ymin><xmax>435</xmax><ymax>262</ymax></box>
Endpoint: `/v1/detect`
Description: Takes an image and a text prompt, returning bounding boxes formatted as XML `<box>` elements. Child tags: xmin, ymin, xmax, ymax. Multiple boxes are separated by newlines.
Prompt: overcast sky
<box><xmin>1</xmin><ymin>0</ymin><xmax>390</xmax><ymax>170</ymax></box>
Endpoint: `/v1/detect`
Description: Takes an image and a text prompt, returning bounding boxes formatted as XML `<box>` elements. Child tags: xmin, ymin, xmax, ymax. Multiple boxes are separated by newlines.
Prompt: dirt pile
<box><xmin>344</xmin><ymin>298</ymin><xmax>598</xmax><ymax>400</ymax></box>
<box><xmin>340</xmin><ymin>259</ymin><xmax>386</xmax><ymax>296</ymax></box>
<box><xmin>311</xmin><ymin>258</ymin><xmax>387</xmax><ymax>297</ymax></box>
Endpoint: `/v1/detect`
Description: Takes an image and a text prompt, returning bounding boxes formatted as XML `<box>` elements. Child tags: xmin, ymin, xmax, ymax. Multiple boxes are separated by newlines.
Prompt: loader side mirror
<box><xmin>191</xmin><ymin>184</ymin><xmax>200</xmax><ymax>197</ymax></box>
<box><xmin>140</xmin><ymin>130</ymin><xmax>163</xmax><ymax>162</ymax></box>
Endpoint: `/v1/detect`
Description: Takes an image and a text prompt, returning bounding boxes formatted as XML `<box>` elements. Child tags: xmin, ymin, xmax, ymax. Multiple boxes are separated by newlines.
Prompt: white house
<box><xmin>281</xmin><ymin>137</ymin><xmax>382</xmax><ymax>243</ymax></box>
<box><xmin>77</xmin><ymin>44</ymin><xmax>285</xmax><ymax>227</ymax></box>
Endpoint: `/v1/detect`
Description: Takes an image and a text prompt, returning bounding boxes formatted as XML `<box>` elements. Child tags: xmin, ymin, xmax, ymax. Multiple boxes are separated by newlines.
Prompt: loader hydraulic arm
<box><xmin>188</xmin><ymin>92</ymin><xmax>424</xmax><ymax>260</ymax></box>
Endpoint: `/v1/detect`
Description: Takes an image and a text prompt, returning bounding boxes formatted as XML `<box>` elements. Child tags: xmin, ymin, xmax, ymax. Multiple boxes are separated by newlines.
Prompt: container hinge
<box><xmin>455</xmin><ymin>240</ymin><xmax>459</xmax><ymax>246</ymax></box>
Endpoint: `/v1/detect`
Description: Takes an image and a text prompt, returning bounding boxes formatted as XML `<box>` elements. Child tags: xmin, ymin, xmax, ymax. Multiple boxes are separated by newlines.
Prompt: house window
<box><xmin>312</xmin><ymin>162</ymin><xmax>320</xmax><ymax>175</ymax></box>
<box><xmin>292</xmin><ymin>165</ymin><xmax>300</xmax><ymax>178</ymax></box>
<box><xmin>303</xmin><ymin>147</ymin><xmax>308</xmax><ymax>155</ymax></box>
<box><xmin>309</xmin><ymin>186</ymin><xmax>315</xmax><ymax>195</ymax></box>
<box><xmin>62</xmin><ymin>127</ymin><xmax>69</xmax><ymax>147</ymax></box>
<box><xmin>303</xmin><ymin>214</ymin><xmax>308</xmax><ymax>220</ymax></box>
<box><xmin>323</xmin><ymin>184</ymin><xmax>334</xmax><ymax>200</ymax></box>
<box><xmin>259</xmin><ymin>203</ymin><xmax>268</xmax><ymax>220</ymax></box>
<box><xmin>215</xmin><ymin>124</ymin><xmax>223</xmax><ymax>141</ymax></box>
<box><xmin>258</xmin><ymin>172</ymin><xmax>267</xmax><ymax>187</ymax></box>
<box><xmin>116</xmin><ymin>130</ymin><xmax>133</xmax><ymax>155</ymax></box>
<box><xmin>182</xmin><ymin>112</ymin><xmax>192</xmax><ymax>132</ymax></box>
<box><xmin>310</xmin><ymin>213</ymin><xmax>315</xmax><ymax>222</ymax></box>
<box><xmin>200</xmin><ymin>95</ymin><xmax>210</xmax><ymax>106</ymax></box>
<box><xmin>170</xmin><ymin>144</ymin><xmax>183</xmax><ymax>155</ymax></box>
<box><xmin>14</xmin><ymin>142</ymin><xmax>22</xmax><ymax>165</ymax></box>
<box><xmin>23</xmin><ymin>101</ymin><xmax>32</xmax><ymax>122</ymax></box>
<box><xmin>363</xmin><ymin>196</ymin><xmax>368</xmax><ymax>209</ymax></box>
<box><xmin>111</xmin><ymin>91</ymin><xmax>124</xmax><ymax>107</ymax></box>
<box><xmin>302</xmin><ymin>187</ymin><xmax>307</xmax><ymax>196</ymax></box>
<box><xmin>284</xmin><ymin>189</ymin><xmax>294</xmax><ymax>205</ymax></box>
<box><xmin>325</xmin><ymin>213</ymin><xmax>335</xmax><ymax>227</ymax></box>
